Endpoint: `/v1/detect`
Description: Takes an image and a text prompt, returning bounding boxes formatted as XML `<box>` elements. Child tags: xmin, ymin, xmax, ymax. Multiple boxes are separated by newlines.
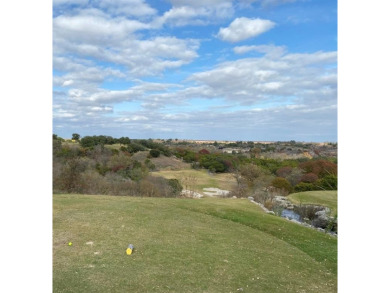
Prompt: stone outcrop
<box><xmin>248</xmin><ymin>196</ymin><xmax>337</xmax><ymax>237</ymax></box>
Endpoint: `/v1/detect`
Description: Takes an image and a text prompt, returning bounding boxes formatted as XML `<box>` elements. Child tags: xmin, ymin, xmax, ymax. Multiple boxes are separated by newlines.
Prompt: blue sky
<box><xmin>53</xmin><ymin>0</ymin><xmax>337</xmax><ymax>142</ymax></box>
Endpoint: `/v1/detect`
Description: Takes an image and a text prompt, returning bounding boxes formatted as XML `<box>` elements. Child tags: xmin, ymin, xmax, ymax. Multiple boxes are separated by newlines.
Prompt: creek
<box><xmin>249</xmin><ymin>197</ymin><xmax>337</xmax><ymax>236</ymax></box>
<box><xmin>280</xmin><ymin>208</ymin><xmax>302</xmax><ymax>222</ymax></box>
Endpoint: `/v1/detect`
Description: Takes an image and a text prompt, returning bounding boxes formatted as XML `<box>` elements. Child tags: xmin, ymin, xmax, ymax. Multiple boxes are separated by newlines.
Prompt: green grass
<box><xmin>53</xmin><ymin>194</ymin><xmax>337</xmax><ymax>292</ymax></box>
<box><xmin>151</xmin><ymin>169</ymin><xmax>236</xmax><ymax>193</ymax></box>
<box><xmin>104</xmin><ymin>143</ymin><xmax>125</xmax><ymax>150</ymax></box>
<box><xmin>287</xmin><ymin>191</ymin><xmax>338</xmax><ymax>216</ymax></box>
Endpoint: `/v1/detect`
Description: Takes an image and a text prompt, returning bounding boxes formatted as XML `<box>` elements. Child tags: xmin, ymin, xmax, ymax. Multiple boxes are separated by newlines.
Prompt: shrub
<box><xmin>87</xmin><ymin>145</ymin><xmax>112</xmax><ymax>165</ymax></box>
<box><xmin>271</xmin><ymin>177</ymin><xmax>293</xmax><ymax>194</ymax></box>
<box><xmin>144</xmin><ymin>159</ymin><xmax>156</xmax><ymax>171</ymax></box>
<box><xmin>168</xmin><ymin>179</ymin><xmax>183</xmax><ymax>196</ymax></box>
<box><xmin>294</xmin><ymin>182</ymin><xmax>316</xmax><ymax>192</ymax></box>
<box><xmin>117</xmin><ymin>161</ymin><xmax>149</xmax><ymax>182</ymax></box>
<box><xmin>286</xmin><ymin>168</ymin><xmax>304</xmax><ymax>186</ymax></box>
<box><xmin>239</xmin><ymin>164</ymin><xmax>263</xmax><ymax>186</ymax></box>
<box><xmin>139</xmin><ymin>176</ymin><xmax>181</xmax><ymax>197</ymax></box>
<box><xmin>56</xmin><ymin>158</ymin><xmax>90</xmax><ymax>193</ymax></box>
<box><xmin>149</xmin><ymin>149</ymin><xmax>160</xmax><ymax>158</ymax></box>
<box><xmin>276</xmin><ymin>166</ymin><xmax>292</xmax><ymax>178</ymax></box>
<box><xmin>299</xmin><ymin>159</ymin><xmax>337</xmax><ymax>178</ymax></box>
<box><xmin>183</xmin><ymin>152</ymin><xmax>197</xmax><ymax>163</ymax></box>
<box><xmin>53</xmin><ymin>138</ymin><xmax>62</xmax><ymax>156</ymax></box>
<box><xmin>300</xmin><ymin>172</ymin><xmax>319</xmax><ymax>183</ymax></box>
<box><xmin>230</xmin><ymin>184</ymin><xmax>249</xmax><ymax>198</ymax></box>
<box><xmin>294</xmin><ymin>205</ymin><xmax>323</xmax><ymax>220</ymax></box>
<box><xmin>264</xmin><ymin>200</ymin><xmax>274</xmax><ymax>210</ymax></box>
<box><xmin>127</xmin><ymin>142</ymin><xmax>147</xmax><ymax>153</ymax></box>
<box><xmin>107</xmin><ymin>153</ymin><xmax>133</xmax><ymax>170</ymax></box>
<box><xmin>95</xmin><ymin>163</ymin><xmax>111</xmax><ymax>176</ymax></box>
<box><xmin>199</xmin><ymin>155</ymin><xmax>228</xmax><ymax>172</ymax></box>
<box><xmin>317</xmin><ymin>174</ymin><xmax>337</xmax><ymax>190</ymax></box>
<box><xmin>79</xmin><ymin>170</ymin><xmax>110</xmax><ymax>195</ymax></box>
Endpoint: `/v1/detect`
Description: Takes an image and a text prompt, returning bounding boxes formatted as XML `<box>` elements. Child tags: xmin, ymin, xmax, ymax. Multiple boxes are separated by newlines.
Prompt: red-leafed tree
<box><xmin>276</xmin><ymin>166</ymin><xmax>292</xmax><ymax>178</ymax></box>
<box><xmin>198</xmin><ymin>149</ymin><xmax>210</xmax><ymax>155</ymax></box>
<box><xmin>299</xmin><ymin>160</ymin><xmax>337</xmax><ymax>178</ymax></box>
<box><xmin>300</xmin><ymin>172</ymin><xmax>319</xmax><ymax>183</ymax></box>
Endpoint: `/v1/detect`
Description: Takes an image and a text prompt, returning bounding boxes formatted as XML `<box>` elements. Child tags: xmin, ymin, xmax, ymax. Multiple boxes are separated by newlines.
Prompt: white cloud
<box><xmin>282</xmin><ymin>51</ymin><xmax>337</xmax><ymax>65</ymax></box>
<box><xmin>53</xmin><ymin>60</ymin><xmax>126</xmax><ymax>90</ymax></box>
<box><xmin>217</xmin><ymin>17</ymin><xmax>276</xmax><ymax>42</ymax></box>
<box><xmin>90</xmin><ymin>106</ymin><xmax>113</xmax><ymax>112</ymax></box>
<box><xmin>53</xmin><ymin>11</ymin><xmax>150</xmax><ymax>45</ymax></box>
<box><xmin>97</xmin><ymin>0</ymin><xmax>157</xmax><ymax>17</ymax></box>
<box><xmin>115</xmin><ymin>116</ymin><xmax>149</xmax><ymax>122</ymax></box>
<box><xmin>70</xmin><ymin>88</ymin><xmax>141</xmax><ymax>104</ymax></box>
<box><xmin>53</xmin><ymin>9</ymin><xmax>200</xmax><ymax>77</ymax></box>
<box><xmin>188</xmin><ymin>50</ymin><xmax>337</xmax><ymax>105</ymax></box>
<box><xmin>155</xmin><ymin>1</ymin><xmax>234</xmax><ymax>27</ymax></box>
<box><xmin>62</xmin><ymin>80</ymin><xmax>74</xmax><ymax>86</ymax></box>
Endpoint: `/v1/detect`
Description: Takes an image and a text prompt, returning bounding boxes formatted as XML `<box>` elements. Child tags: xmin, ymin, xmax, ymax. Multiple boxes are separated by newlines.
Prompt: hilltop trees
<box><xmin>80</xmin><ymin>135</ymin><xmax>116</xmax><ymax>147</ymax></box>
<box><xmin>118</xmin><ymin>136</ymin><xmax>131</xmax><ymax>145</ymax></box>
<box><xmin>72</xmin><ymin>133</ymin><xmax>80</xmax><ymax>141</ymax></box>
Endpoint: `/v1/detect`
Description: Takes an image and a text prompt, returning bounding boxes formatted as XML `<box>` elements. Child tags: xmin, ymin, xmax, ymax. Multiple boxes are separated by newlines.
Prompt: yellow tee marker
<box><xmin>126</xmin><ymin>244</ymin><xmax>134</xmax><ymax>255</ymax></box>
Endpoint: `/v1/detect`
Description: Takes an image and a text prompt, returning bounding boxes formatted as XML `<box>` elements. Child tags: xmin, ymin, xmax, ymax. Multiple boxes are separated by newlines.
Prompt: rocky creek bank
<box><xmin>248</xmin><ymin>196</ymin><xmax>337</xmax><ymax>237</ymax></box>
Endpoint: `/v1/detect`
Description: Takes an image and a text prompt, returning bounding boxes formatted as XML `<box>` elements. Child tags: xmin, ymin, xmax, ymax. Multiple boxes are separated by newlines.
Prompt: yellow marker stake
<box><xmin>126</xmin><ymin>244</ymin><xmax>134</xmax><ymax>255</ymax></box>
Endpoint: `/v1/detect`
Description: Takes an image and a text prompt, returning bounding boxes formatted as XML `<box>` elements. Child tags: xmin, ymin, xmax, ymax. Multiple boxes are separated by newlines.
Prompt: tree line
<box><xmin>53</xmin><ymin>134</ymin><xmax>337</xmax><ymax>200</ymax></box>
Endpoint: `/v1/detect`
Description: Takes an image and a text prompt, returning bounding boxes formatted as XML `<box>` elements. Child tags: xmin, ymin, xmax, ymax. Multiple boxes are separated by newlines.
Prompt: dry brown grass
<box><xmin>151</xmin><ymin>169</ymin><xmax>236</xmax><ymax>193</ymax></box>
<box><xmin>150</xmin><ymin>156</ymin><xmax>191</xmax><ymax>170</ymax></box>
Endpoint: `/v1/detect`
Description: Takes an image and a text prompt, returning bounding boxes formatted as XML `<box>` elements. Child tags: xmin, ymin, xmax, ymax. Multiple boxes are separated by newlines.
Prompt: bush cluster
<box><xmin>174</xmin><ymin>148</ymin><xmax>239</xmax><ymax>173</ymax></box>
<box><xmin>53</xmin><ymin>138</ymin><xmax>182</xmax><ymax>197</ymax></box>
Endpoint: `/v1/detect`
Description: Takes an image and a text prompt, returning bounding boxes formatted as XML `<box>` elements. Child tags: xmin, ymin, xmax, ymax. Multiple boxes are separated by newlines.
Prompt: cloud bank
<box><xmin>53</xmin><ymin>0</ymin><xmax>337</xmax><ymax>141</ymax></box>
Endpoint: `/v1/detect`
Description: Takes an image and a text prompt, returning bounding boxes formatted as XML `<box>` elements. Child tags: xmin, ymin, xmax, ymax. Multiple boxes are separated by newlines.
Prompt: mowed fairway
<box><xmin>288</xmin><ymin>191</ymin><xmax>338</xmax><ymax>216</ymax></box>
<box><xmin>53</xmin><ymin>194</ymin><xmax>337</xmax><ymax>292</ymax></box>
<box><xmin>151</xmin><ymin>169</ymin><xmax>236</xmax><ymax>193</ymax></box>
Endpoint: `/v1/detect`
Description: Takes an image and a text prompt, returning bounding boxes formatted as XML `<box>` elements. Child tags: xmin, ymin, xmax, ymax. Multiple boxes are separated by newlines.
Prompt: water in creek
<box><xmin>281</xmin><ymin>209</ymin><xmax>302</xmax><ymax>222</ymax></box>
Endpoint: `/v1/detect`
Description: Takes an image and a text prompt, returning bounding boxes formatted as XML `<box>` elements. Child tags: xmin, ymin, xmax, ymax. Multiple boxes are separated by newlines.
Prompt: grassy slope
<box><xmin>287</xmin><ymin>191</ymin><xmax>338</xmax><ymax>216</ymax></box>
<box><xmin>53</xmin><ymin>194</ymin><xmax>337</xmax><ymax>292</ymax></box>
<box><xmin>151</xmin><ymin>169</ymin><xmax>236</xmax><ymax>193</ymax></box>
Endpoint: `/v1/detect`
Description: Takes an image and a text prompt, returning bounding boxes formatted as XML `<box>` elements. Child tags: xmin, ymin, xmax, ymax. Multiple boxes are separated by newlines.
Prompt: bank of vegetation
<box><xmin>53</xmin><ymin>134</ymin><xmax>337</xmax><ymax>206</ymax></box>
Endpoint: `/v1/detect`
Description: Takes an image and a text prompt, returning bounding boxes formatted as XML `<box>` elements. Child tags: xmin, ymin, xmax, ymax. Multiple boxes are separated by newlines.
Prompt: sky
<box><xmin>52</xmin><ymin>0</ymin><xmax>337</xmax><ymax>142</ymax></box>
